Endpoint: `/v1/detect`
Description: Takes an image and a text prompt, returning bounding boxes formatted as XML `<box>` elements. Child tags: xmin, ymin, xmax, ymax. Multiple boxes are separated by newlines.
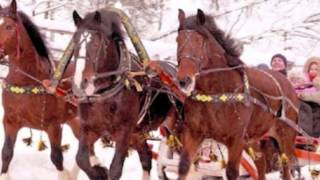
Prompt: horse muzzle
<box><xmin>177</xmin><ymin>76</ymin><xmax>196</xmax><ymax>97</ymax></box>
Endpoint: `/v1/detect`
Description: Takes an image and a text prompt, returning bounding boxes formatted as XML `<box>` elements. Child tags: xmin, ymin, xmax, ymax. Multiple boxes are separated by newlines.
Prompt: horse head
<box><xmin>0</xmin><ymin>0</ymin><xmax>20</xmax><ymax>60</ymax></box>
<box><xmin>72</xmin><ymin>10</ymin><xmax>123</xmax><ymax>97</ymax></box>
<box><xmin>176</xmin><ymin>9</ymin><xmax>242</xmax><ymax>96</ymax></box>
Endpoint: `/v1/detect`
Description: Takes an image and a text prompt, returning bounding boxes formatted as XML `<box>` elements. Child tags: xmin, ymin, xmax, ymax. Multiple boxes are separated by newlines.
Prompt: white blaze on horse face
<box><xmin>0</xmin><ymin>18</ymin><xmax>4</xmax><ymax>26</ymax></box>
<box><xmin>74</xmin><ymin>57</ymin><xmax>85</xmax><ymax>89</ymax></box>
<box><xmin>74</xmin><ymin>31</ymin><xmax>93</xmax><ymax>89</ymax></box>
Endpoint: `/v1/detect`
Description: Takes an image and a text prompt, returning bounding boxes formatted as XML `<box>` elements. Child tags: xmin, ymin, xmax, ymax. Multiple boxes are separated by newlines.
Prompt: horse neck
<box><xmin>196</xmin><ymin>55</ymin><xmax>243</xmax><ymax>94</ymax></box>
<box><xmin>6</xmin><ymin>29</ymin><xmax>50</xmax><ymax>85</ymax></box>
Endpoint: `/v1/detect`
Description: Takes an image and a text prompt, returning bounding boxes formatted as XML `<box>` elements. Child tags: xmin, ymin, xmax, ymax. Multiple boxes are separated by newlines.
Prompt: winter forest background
<box><xmin>2</xmin><ymin>0</ymin><xmax>320</xmax><ymax>69</ymax></box>
<box><xmin>0</xmin><ymin>0</ymin><xmax>320</xmax><ymax>179</ymax></box>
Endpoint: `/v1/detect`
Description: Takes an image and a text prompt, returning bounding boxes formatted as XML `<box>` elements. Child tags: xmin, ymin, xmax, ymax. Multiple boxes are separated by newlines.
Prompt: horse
<box><xmin>175</xmin><ymin>9</ymin><xmax>299</xmax><ymax>180</ymax></box>
<box><xmin>0</xmin><ymin>0</ymin><xmax>80</xmax><ymax>179</ymax></box>
<box><xmin>71</xmin><ymin>9</ymin><xmax>180</xmax><ymax>180</ymax></box>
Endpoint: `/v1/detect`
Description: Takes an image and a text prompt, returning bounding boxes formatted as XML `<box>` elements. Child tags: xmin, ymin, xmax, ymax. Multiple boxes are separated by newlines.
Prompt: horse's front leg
<box><xmin>109</xmin><ymin>131</ymin><xmax>131</xmax><ymax>180</ymax></box>
<box><xmin>0</xmin><ymin>118</ymin><xmax>20</xmax><ymax>180</ymax></box>
<box><xmin>47</xmin><ymin>124</ymin><xmax>71</xmax><ymax>180</ymax></box>
<box><xmin>178</xmin><ymin>128</ymin><xmax>202</xmax><ymax>180</ymax></box>
<box><xmin>132</xmin><ymin>136</ymin><xmax>152</xmax><ymax>180</ymax></box>
<box><xmin>226</xmin><ymin>138</ymin><xmax>245</xmax><ymax>180</ymax></box>
<box><xmin>76</xmin><ymin>127</ymin><xmax>106</xmax><ymax>180</ymax></box>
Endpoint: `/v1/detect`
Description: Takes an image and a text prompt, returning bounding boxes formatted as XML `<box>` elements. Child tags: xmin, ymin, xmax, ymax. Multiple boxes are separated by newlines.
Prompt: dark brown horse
<box><xmin>0</xmin><ymin>0</ymin><xmax>80</xmax><ymax>179</ymax></box>
<box><xmin>175</xmin><ymin>9</ymin><xmax>299</xmax><ymax>180</ymax></box>
<box><xmin>71</xmin><ymin>10</ymin><xmax>180</xmax><ymax>180</ymax></box>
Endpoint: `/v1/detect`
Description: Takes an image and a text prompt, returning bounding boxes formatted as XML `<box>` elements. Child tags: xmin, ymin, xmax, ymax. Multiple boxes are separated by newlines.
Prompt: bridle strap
<box><xmin>15</xmin><ymin>23</ymin><xmax>21</xmax><ymax>59</ymax></box>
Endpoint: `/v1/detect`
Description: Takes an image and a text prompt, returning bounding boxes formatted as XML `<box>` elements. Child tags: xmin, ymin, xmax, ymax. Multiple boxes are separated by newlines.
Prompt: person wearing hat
<box><xmin>297</xmin><ymin>56</ymin><xmax>320</xmax><ymax>137</ymax></box>
<box><xmin>270</xmin><ymin>53</ymin><xmax>288</xmax><ymax>76</ymax></box>
<box><xmin>298</xmin><ymin>56</ymin><xmax>320</xmax><ymax>104</ymax></box>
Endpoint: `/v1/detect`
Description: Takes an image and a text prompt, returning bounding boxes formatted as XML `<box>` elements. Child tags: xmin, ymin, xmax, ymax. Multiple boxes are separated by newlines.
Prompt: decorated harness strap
<box><xmin>1</xmin><ymin>81</ymin><xmax>47</xmax><ymax>95</ymax></box>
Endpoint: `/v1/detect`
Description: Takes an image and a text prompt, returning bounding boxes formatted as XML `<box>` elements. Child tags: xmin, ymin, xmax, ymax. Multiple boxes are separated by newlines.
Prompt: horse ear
<box><xmin>178</xmin><ymin>9</ymin><xmax>185</xmax><ymax>25</ymax></box>
<box><xmin>197</xmin><ymin>9</ymin><xmax>206</xmax><ymax>25</ymax></box>
<box><xmin>10</xmin><ymin>0</ymin><xmax>17</xmax><ymax>14</ymax></box>
<box><xmin>94</xmin><ymin>11</ymin><xmax>101</xmax><ymax>24</ymax></box>
<box><xmin>73</xmin><ymin>10</ymin><xmax>82</xmax><ymax>27</ymax></box>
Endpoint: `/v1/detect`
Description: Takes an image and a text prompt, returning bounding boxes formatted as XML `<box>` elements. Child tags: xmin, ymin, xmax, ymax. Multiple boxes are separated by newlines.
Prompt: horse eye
<box><xmin>5</xmin><ymin>25</ymin><xmax>13</xmax><ymax>31</ymax></box>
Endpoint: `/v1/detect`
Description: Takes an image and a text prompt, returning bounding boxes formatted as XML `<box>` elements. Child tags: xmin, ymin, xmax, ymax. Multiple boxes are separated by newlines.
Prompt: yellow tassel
<box><xmin>220</xmin><ymin>159</ymin><xmax>226</xmax><ymax>168</ymax></box>
<box><xmin>124</xmin><ymin>79</ymin><xmax>130</xmax><ymax>89</ymax></box>
<box><xmin>279</xmin><ymin>153</ymin><xmax>289</xmax><ymax>165</ymax></box>
<box><xmin>61</xmin><ymin>144</ymin><xmax>70</xmax><ymax>152</ymax></box>
<box><xmin>22</xmin><ymin>137</ymin><xmax>32</xmax><ymax>146</ymax></box>
<box><xmin>37</xmin><ymin>140</ymin><xmax>47</xmax><ymax>151</ymax></box>
<box><xmin>310</xmin><ymin>169</ymin><xmax>320</xmax><ymax>178</ymax></box>
<box><xmin>166</xmin><ymin>134</ymin><xmax>182</xmax><ymax>149</ymax></box>
<box><xmin>166</xmin><ymin>135</ymin><xmax>175</xmax><ymax>147</ymax></box>
<box><xmin>248</xmin><ymin>147</ymin><xmax>256</xmax><ymax>161</ymax></box>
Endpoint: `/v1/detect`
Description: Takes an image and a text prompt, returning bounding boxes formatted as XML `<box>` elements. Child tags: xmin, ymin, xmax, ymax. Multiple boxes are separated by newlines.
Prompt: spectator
<box><xmin>256</xmin><ymin>63</ymin><xmax>269</xmax><ymax>70</ymax></box>
<box><xmin>298</xmin><ymin>57</ymin><xmax>320</xmax><ymax>104</ymax></box>
<box><xmin>270</xmin><ymin>53</ymin><xmax>288</xmax><ymax>76</ymax></box>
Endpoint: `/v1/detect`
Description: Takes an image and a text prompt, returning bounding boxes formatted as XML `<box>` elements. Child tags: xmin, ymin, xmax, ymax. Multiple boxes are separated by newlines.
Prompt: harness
<box><xmin>1</xmin><ymin>81</ymin><xmax>46</xmax><ymax>94</ymax></box>
<box><xmin>177</xmin><ymin>30</ymin><xmax>310</xmax><ymax>139</ymax></box>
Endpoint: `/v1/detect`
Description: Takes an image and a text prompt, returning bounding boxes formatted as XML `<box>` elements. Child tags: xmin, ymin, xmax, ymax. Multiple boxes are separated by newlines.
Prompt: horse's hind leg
<box><xmin>178</xmin><ymin>129</ymin><xmax>202</xmax><ymax>180</ymax></box>
<box><xmin>249</xmin><ymin>142</ymin><xmax>267</xmax><ymax>180</ymax></box>
<box><xmin>0</xmin><ymin>119</ymin><xmax>20</xmax><ymax>179</ymax></box>
<box><xmin>273</xmin><ymin>121</ymin><xmax>296</xmax><ymax>179</ymax></box>
<box><xmin>47</xmin><ymin>125</ymin><xmax>71</xmax><ymax>180</ymax></box>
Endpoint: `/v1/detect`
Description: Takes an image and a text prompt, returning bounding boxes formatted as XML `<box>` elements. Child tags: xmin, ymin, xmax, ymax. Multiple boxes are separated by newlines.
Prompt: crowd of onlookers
<box><xmin>257</xmin><ymin>54</ymin><xmax>320</xmax><ymax>137</ymax></box>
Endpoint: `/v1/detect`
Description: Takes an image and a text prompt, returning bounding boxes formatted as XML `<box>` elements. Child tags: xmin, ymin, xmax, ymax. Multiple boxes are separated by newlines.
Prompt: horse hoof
<box><xmin>0</xmin><ymin>173</ymin><xmax>9</xmax><ymax>180</ymax></box>
<box><xmin>58</xmin><ymin>170</ymin><xmax>72</xmax><ymax>180</ymax></box>
<box><xmin>142</xmin><ymin>171</ymin><xmax>150</xmax><ymax>180</ymax></box>
<box><xmin>90</xmin><ymin>165</ymin><xmax>108</xmax><ymax>180</ymax></box>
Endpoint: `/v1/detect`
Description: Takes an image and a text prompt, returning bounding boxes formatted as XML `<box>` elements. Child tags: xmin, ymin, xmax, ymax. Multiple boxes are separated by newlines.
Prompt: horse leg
<box><xmin>135</xmin><ymin>139</ymin><xmax>152</xmax><ymax>180</ymax></box>
<box><xmin>76</xmin><ymin>129</ymin><xmax>105</xmax><ymax>179</ymax></box>
<box><xmin>0</xmin><ymin>120</ymin><xmax>20</xmax><ymax>180</ymax></box>
<box><xmin>226</xmin><ymin>139</ymin><xmax>245</xmax><ymax>180</ymax></box>
<box><xmin>109</xmin><ymin>135</ymin><xmax>130</xmax><ymax>180</ymax></box>
<box><xmin>273</xmin><ymin>125</ymin><xmax>296</xmax><ymax>180</ymax></box>
<box><xmin>178</xmin><ymin>129</ymin><xmax>202</xmax><ymax>180</ymax></box>
<box><xmin>249</xmin><ymin>142</ymin><xmax>267</xmax><ymax>180</ymax></box>
<box><xmin>65</xmin><ymin>116</ymin><xmax>82</xmax><ymax>180</ymax></box>
<box><xmin>47</xmin><ymin>125</ymin><xmax>71</xmax><ymax>180</ymax></box>
<box><xmin>66</xmin><ymin>116</ymin><xmax>80</xmax><ymax>139</ymax></box>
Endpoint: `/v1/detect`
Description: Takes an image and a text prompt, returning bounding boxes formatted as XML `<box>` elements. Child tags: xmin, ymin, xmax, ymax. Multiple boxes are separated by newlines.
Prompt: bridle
<box><xmin>177</xmin><ymin>30</ymin><xmax>240</xmax><ymax>77</ymax></box>
<box><xmin>73</xmin><ymin>29</ymin><xmax>130</xmax><ymax>101</ymax></box>
<box><xmin>177</xmin><ymin>30</ymin><xmax>208</xmax><ymax>73</ymax></box>
<box><xmin>74</xmin><ymin>29</ymin><xmax>111</xmax><ymax>82</ymax></box>
<box><xmin>0</xmin><ymin>11</ymin><xmax>21</xmax><ymax>59</ymax></box>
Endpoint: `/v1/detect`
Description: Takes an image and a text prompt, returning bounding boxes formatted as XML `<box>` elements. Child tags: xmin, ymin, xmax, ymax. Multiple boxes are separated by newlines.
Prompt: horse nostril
<box><xmin>179</xmin><ymin>77</ymin><xmax>192</xmax><ymax>88</ymax></box>
<box><xmin>81</xmin><ymin>78</ymin><xmax>89</xmax><ymax>89</ymax></box>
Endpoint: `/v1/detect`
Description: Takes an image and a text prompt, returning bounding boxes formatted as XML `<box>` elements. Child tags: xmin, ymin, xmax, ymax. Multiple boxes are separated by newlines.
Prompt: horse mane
<box><xmin>180</xmin><ymin>13</ymin><xmax>243</xmax><ymax>66</ymax></box>
<box><xmin>17</xmin><ymin>11</ymin><xmax>50</xmax><ymax>61</ymax></box>
<box><xmin>82</xmin><ymin>10</ymin><xmax>124</xmax><ymax>42</ymax></box>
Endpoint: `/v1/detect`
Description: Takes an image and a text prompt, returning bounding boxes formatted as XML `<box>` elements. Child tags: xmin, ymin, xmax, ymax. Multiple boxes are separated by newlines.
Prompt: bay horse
<box><xmin>0</xmin><ymin>0</ymin><xmax>80</xmax><ymax>179</ymax></box>
<box><xmin>175</xmin><ymin>9</ymin><xmax>299</xmax><ymax>180</ymax></box>
<box><xmin>71</xmin><ymin>10</ymin><xmax>180</xmax><ymax>180</ymax></box>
